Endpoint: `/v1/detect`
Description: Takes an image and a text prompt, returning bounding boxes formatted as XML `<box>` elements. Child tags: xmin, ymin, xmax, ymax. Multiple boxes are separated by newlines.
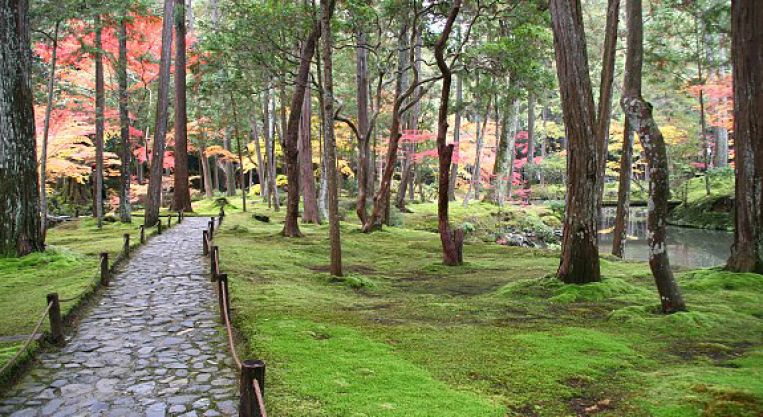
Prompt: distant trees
<box><xmin>0</xmin><ymin>0</ymin><xmax>43</xmax><ymax>256</ymax></box>
<box><xmin>726</xmin><ymin>0</ymin><xmax>762</xmax><ymax>274</ymax></box>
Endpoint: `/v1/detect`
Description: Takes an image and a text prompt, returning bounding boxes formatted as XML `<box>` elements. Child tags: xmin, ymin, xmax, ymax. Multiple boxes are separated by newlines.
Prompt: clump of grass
<box><xmin>682</xmin><ymin>269</ymin><xmax>763</xmax><ymax>292</ymax></box>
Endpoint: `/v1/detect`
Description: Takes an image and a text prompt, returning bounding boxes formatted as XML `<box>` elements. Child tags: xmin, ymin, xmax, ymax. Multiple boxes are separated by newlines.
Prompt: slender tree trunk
<box><xmin>550</xmin><ymin>0</ymin><xmax>611</xmax><ymax>284</ymax></box>
<box><xmin>621</xmin><ymin>0</ymin><xmax>685</xmax><ymax>313</ymax></box>
<box><xmin>526</xmin><ymin>93</ymin><xmax>536</xmax><ymax>193</ymax></box>
<box><xmin>612</xmin><ymin>121</ymin><xmax>634</xmax><ymax>257</ymax></box>
<box><xmin>464</xmin><ymin>102</ymin><xmax>490</xmax><ymax>206</ymax></box>
<box><xmin>300</xmin><ymin>87</ymin><xmax>320</xmax><ymax>223</ymax></box>
<box><xmin>230</xmin><ymin>92</ymin><xmax>246</xmax><ymax>212</ymax></box>
<box><xmin>487</xmin><ymin>92</ymin><xmax>512</xmax><ymax>204</ymax></box>
<box><xmin>94</xmin><ymin>14</ymin><xmax>105</xmax><ymax>229</ymax></box>
<box><xmin>200</xmin><ymin>140</ymin><xmax>213</xmax><ymax>198</ymax></box>
<box><xmin>315</xmin><ymin>45</ymin><xmax>328</xmax><ymax>220</ymax></box>
<box><xmin>0</xmin><ymin>0</ymin><xmax>43</xmax><ymax>256</ymax></box>
<box><xmin>435</xmin><ymin>0</ymin><xmax>463</xmax><ymax>265</ymax></box>
<box><xmin>212</xmin><ymin>156</ymin><xmax>220</xmax><ymax>192</ymax></box>
<box><xmin>355</xmin><ymin>26</ymin><xmax>370</xmax><ymax>224</ymax></box>
<box><xmin>448</xmin><ymin>73</ymin><xmax>463</xmax><ymax>201</ymax></box>
<box><xmin>250</xmin><ymin>115</ymin><xmax>267</xmax><ymax>202</ymax></box>
<box><xmin>506</xmin><ymin>100</ymin><xmax>520</xmax><ymax>200</ymax></box>
<box><xmin>727</xmin><ymin>0</ymin><xmax>763</xmax><ymax>273</ymax></box>
<box><xmin>40</xmin><ymin>21</ymin><xmax>59</xmax><ymax>237</ymax></box>
<box><xmin>223</xmin><ymin>128</ymin><xmax>236</xmax><ymax>196</ymax></box>
<box><xmin>117</xmin><ymin>16</ymin><xmax>132</xmax><ymax>222</ymax></box>
<box><xmin>145</xmin><ymin>0</ymin><xmax>175</xmax><ymax>227</ymax></box>
<box><xmin>320</xmin><ymin>0</ymin><xmax>342</xmax><ymax>274</ymax></box>
<box><xmin>172</xmin><ymin>0</ymin><xmax>192</xmax><ymax>212</ymax></box>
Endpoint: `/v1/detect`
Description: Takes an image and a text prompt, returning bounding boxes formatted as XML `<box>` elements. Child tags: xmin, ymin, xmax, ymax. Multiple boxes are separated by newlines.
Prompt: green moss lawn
<box><xmin>213</xmin><ymin>204</ymin><xmax>762</xmax><ymax>417</ymax></box>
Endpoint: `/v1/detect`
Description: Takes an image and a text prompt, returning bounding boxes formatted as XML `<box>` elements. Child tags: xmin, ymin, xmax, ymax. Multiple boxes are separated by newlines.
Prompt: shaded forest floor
<box><xmin>214</xmin><ymin>203</ymin><xmax>762</xmax><ymax>417</ymax></box>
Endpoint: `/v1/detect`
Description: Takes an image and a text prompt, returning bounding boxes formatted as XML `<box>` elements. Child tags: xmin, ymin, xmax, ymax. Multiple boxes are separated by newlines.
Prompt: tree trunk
<box><xmin>448</xmin><ymin>73</ymin><xmax>463</xmax><ymax>201</ymax></box>
<box><xmin>506</xmin><ymin>100</ymin><xmax>520</xmax><ymax>200</ymax></box>
<box><xmin>315</xmin><ymin>45</ymin><xmax>328</xmax><ymax>221</ymax></box>
<box><xmin>713</xmin><ymin>126</ymin><xmax>729</xmax><ymax>168</ymax></box>
<box><xmin>223</xmin><ymin>128</ymin><xmax>235</xmax><ymax>196</ymax></box>
<box><xmin>435</xmin><ymin>0</ymin><xmax>463</xmax><ymax>265</ymax></box>
<box><xmin>250</xmin><ymin>115</ymin><xmax>267</xmax><ymax>202</ymax></box>
<box><xmin>549</xmin><ymin>0</ymin><xmax>606</xmax><ymax>284</ymax></box>
<box><xmin>200</xmin><ymin>140</ymin><xmax>213</xmax><ymax>198</ymax></box>
<box><xmin>727</xmin><ymin>0</ymin><xmax>763</xmax><ymax>274</ymax></box>
<box><xmin>212</xmin><ymin>156</ymin><xmax>220</xmax><ymax>192</ymax></box>
<box><xmin>282</xmin><ymin>12</ymin><xmax>324</xmax><ymax>237</ymax></box>
<box><xmin>144</xmin><ymin>0</ymin><xmax>174</xmax><ymax>227</ymax></box>
<box><xmin>621</xmin><ymin>0</ymin><xmax>686</xmax><ymax>313</ymax></box>
<box><xmin>355</xmin><ymin>25</ymin><xmax>371</xmax><ymax>224</ymax></box>
<box><xmin>94</xmin><ymin>15</ymin><xmax>105</xmax><ymax>229</ymax></box>
<box><xmin>117</xmin><ymin>16</ymin><xmax>132</xmax><ymax>222</ymax></box>
<box><xmin>230</xmin><ymin>92</ymin><xmax>246</xmax><ymax>212</ymax></box>
<box><xmin>464</xmin><ymin>102</ymin><xmax>490</xmax><ymax>206</ymax></box>
<box><xmin>320</xmin><ymin>0</ymin><xmax>342</xmax><ymax>275</ymax></box>
<box><xmin>525</xmin><ymin>93</ymin><xmax>536</xmax><ymax>192</ymax></box>
<box><xmin>0</xmin><ymin>0</ymin><xmax>43</xmax><ymax>256</ymax></box>
<box><xmin>40</xmin><ymin>21</ymin><xmax>59</xmax><ymax>237</ymax></box>
<box><xmin>172</xmin><ymin>0</ymin><xmax>192</xmax><ymax>212</ymax></box>
<box><xmin>486</xmin><ymin>93</ymin><xmax>512</xmax><ymax>205</ymax></box>
<box><xmin>300</xmin><ymin>86</ymin><xmax>320</xmax><ymax>223</ymax></box>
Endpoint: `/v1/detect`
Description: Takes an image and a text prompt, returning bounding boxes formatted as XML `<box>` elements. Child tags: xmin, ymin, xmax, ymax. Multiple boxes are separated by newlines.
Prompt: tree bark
<box><xmin>0</xmin><ymin>0</ymin><xmax>43</xmax><ymax>256</ymax></box>
<box><xmin>464</xmin><ymin>101</ymin><xmax>490</xmax><ymax>206</ymax></box>
<box><xmin>230</xmin><ymin>93</ymin><xmax>246</xmax><ymax>212</ymax></box>
<box><xmin>282</xmin><ymin>9</ymin><xmax>325</xmax><ymax>236</ymax></box>
<box><xmin>486</xmin><ymin>93</ymin><xmax>513</xmax><ymax>205</ymax></box>
<box><xmin>249</xmin><ymin>115</ymin><xmax>266</xmax><ymax>202</ymax></box>
<box><xmin>144</xmin><ymin>0</ymin><xmax>175</xmax><ymax>227</ymax></box>
<box><xmin>526</xmin><ymin>93</ymin><xmax>536</xmax><ymax>192</ymax></box>
<box><xmin>223</xmin><ymin>128</ymin><xmax>235</xmax><ymax>197</ymax></box>
<box><xmin>435</xmin><ymin>0</ymin><xmax>463</xmax><ymax>266</ymax></box>
<box><xmin>300</xmin><ymin>86</ymin><xmax>320</xmax><ymax>223</ymax></box>
<box><xmin>172</xmin><ymin>0</ymin><xmax>192</xmax><ymax>212</ymax></box>
<box><xmin>117</xmin><ymin>16</ymin><xmax>132</xmax><ymax>222</ymax></box>
<box><xmin>320</xmin><ymin>0</ymin><xmax>341</xmax><ymax>275</ymax></box>
<box><xmin>94</xmin><ymin>15</ymin><xmax>105</xmax><ymax>229</ymax></box>
<box><xmin>355</xmin><ymin>25</ymin><xmax>371</xmax><ymax>224</ymax></box>
<box><xmin>448</xmin><ymin>73</ymin><xmax>463</xmax><ymax>201</ymax></box>
<box><xmin>200</xmin><ymin>140</ymin><xmax>213</xmax><ymax>198</ymax></box>
<box><xmin>40</xmin><ymin>21</ymin><xmax>59</xmax><ymax>237</ymax></box>
<box><xmin>726</xmin><ymin>0</ymin><xmax>763</xmax><ymax>274</ymax></box>
<box><xmin>549</xmin><ymin>0</ymin><xmax>606</xmax><ymax>284</ymax></box>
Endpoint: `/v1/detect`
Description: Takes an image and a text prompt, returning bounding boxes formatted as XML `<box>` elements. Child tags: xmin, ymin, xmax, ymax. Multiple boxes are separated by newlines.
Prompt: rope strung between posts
<box><xmin>0</xmin><ymin>302</ymin><xmax>53</xmax><ymax>376</ymax></box>
<box><xmin>253</xmin><ymin>380</ymin><xmax>268</xmax><ymax>417</ymax></box>
<box><xmin>220</xmin><ymin>281</ymin><xmax>243</xmax><ymax>370</ymax></box>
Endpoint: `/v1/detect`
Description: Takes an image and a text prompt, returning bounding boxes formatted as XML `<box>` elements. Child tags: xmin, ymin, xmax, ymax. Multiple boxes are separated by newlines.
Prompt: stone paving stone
<box><xmin>0</xmin><ymin>218</ymin><xmax>238</xmax><ymax>416</ymax></box>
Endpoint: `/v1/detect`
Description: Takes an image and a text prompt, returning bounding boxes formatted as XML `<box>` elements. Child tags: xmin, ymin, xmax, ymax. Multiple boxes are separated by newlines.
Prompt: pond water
<box><xmin>598</xmin><ymin>207</ymin><xmax>733</xmax><ymax>269</ymax></box>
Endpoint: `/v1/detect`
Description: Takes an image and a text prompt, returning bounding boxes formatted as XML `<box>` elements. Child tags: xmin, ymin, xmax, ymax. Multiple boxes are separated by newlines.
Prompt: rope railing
<box><xmin>0</xmin><ymin>215</ymin><xmax>179</xmax><ymax>380</ymax></box>
<box><xmin>203</xmin><ymin>216</ymin><xmax>268</xmax><ymax>417</ymax></box>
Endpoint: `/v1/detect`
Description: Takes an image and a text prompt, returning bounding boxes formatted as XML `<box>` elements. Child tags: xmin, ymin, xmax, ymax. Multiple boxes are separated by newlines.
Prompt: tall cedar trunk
<box><xmin>0</xmin><ymin>0</ymin><xmax>43</xmax><ymax>256</ymax></box>
<box><xmin>435</xmin><ymin>0</ymin><xmax>463</xmax><ymax>265</ymax></box>
<box><xmin>300</xmin><ymin>87</ymin><xmax>320</xmax><ymax>223</ymax></box>
<box><xmin>282</xmin><ymin>15</ymin><xmax>323</xmax><ymax>237</ymax></box>
<box><xmin>355</xmin><ymin>26</ymin><xmax>370</xmax><ymax>224</ymax></box>
<box><xmin>486</xmin><ymin>93</ymin><xmax>512</xmax><ymax>204</ymax></box>
<box><xmin>549</xmin><ymin>0</ymin><xmax>605</xmax><ymax>284</ymax></box>
<box><xmin>525</xmin><ymin>93</ymin><xmax>536</xmax><ymax>192</ymax></box>
<box><xmin>117</xmin><ymin>16</ymin><xmax>132</xmax><ymax>222</ymax></box>
<box><xmin>200</xmin><ymin>140</ymin><xmax>213</xmax><ymax>198</ymax></box>
<box><xmin>713</xmin><ymin>126</ymin><xmax>729</xmax><ymax>167</ymax></box>
<box><xmin>540</xmin><ymin>101</ymin><xmax>548</xmax><ymax>185</ymax></box>
<box><xmin>223</xmin><ymin>128</ymin><xmax>235</xmax><ymax>196</ymax></box>
<box><xmin>40</xmin><ymin>21</ymin><xmax>59</xmax><ymax>237</ymax></box>
<box><xmin>506</xmin><ymin>100</ymin><xmax>520</xmax><ymax>200</ymax></box>
<box><xmin>230</xmin><ymin>93</ymin><xmax>246</xmax><ymax>212</ymax></box>
<box><xmin>396</xmin><ymin>29</ymin><xmax>422</xmax><ymax>212</ymax></box>
<box><xmin>250</xmin><ymin>115</ymin><xmax>266</xmax><ymax>202</ymax></box>
<box><xmin>321</xmin><ymin>0</ymin><xmax>342</xmax><ymax>275</ymax></box>
<box><xmin>612</xmin><ymin>0</ymin><xmax>641</xmax><ymax>258</ymax></box>
<box><xmin>621</xmin><ymin>0</ymin><xmax>686</xmax><ymax>313</ymax></box>
<box><xmin>448</xmin><ymin>73</ymin><xmax>463</xmax><ymax>201</ymax></box>
<box><xmin>94</xmin><ymin>15</ymin><xmax>105</xmax><ymax>229</ymax></box>
<box><xmin>464</xmin><ymin>103</ymin><xmax>490</xmax><ymax>206</ymax></box>
<box><xmin>394</xmin><ymin>24</ymin><xmax>411</xmax><ymax>213</ymax></box>
<box><xmin>363</xmin><ymin>19</ymin><xmax>420</xmax><ymax>232</ymax></box>
<box><xmin>172</xmin><ymin>0</ymin><xmax>192</xmax><ymax>212</ymax></box>
<box><xmin>696</xmin><ymin>16</ymin><xmax>711</xmax><ymax>196</ymax></box>
<box><xmin>144</xmin><ymin>0</ymin><xmax>174</xmax><ymax>227</ymax></box>
<box><xmin>315</xmin><ymin>45</ymin><xmax>329</xmax><ymax>220</ymax></box>
<box><xmin>212</xmin><ymin>156</ymin><xmax>219</xmax><ymax>191</ymax></box>
<box><xmin>727</xmin><ymin>0</ymin><xmax>763</xmax><ymax>273</ymax></box>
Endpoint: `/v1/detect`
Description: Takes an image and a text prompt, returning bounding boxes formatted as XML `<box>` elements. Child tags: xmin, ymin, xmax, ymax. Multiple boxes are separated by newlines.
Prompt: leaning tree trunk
<box><xmin>40</xmin><ymin>21</ymin><xmax>60</xmax><ymax>237</ymax></box>
<box><xmin>299</xmin><ymin>87</ymin><xmax>320</xmax><ymax>223</ymax></box>
<box><xmin>94</xmin><ymin>15</ymin><xmax>105</xmax><ymax>229</ymax></box>
<box><xmin>145</xmin><ymin>0</ymin><xmax>175</xmax><ymax>227</ymax></box>
<box><xmin>621</xmin><ymin>0</ymin><xmax>685</xmax><ymax>313</ymax></box>
<box><xmin>727</xmin><ymin>0</ymin><xmax>763</xmax><ymax>273</ymax></box>
<box><xmin>117</xmin><ymin>16</ymin><xmax>132</xmax><ymax>222</ymax></box>
<box><xmin>282</xmin><ymin>16</ymin><xmax>322</xmax><ymax>237</ymax></box>
<box><xmin>434</xmin><ymin>0</ymin><xmax>463</xmax><ymax>265</ymax></box>
<box><xmin>321</xmin><ymin>0</ymin><xmax>341</xmax><ymax>275</ymax></box>
<box><xmin>172</xmin><ymin>0</ymin><xmax>192</xmax><ymax>212</ymax></box>
<box><xmin>0</xmin><ymin>0</ymin><xmax>43</xmax><ymax>256</ymax></box>
<box><xmin>549</xmin><ymin>0</ymin><xmax>607</xmax><ymax>284</ymax></box>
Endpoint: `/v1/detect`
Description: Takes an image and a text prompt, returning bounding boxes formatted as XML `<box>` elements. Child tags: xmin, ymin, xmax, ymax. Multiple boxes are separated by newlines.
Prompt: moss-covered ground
<box><xmin>212</xmin><ymin>204</ymin><xmax>762</xmax><ymax>417</ymax></box>
<box><xmin>668</xmin><ymin>171</ymin><xmax>735</xmax><ymax>231</ymax></box>
<box><xmin>0</xmin><ymin>218</ymin><xmax>157</xmax><ymax>381</ymax></box>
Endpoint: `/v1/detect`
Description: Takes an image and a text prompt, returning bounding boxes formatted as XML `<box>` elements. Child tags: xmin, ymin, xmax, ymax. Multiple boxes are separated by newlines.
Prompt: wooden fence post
<box><xmin>210</xmin><ymin>246</ymin><xmax>219</xmax><ymax>280</ymax></box>
<box><xmin>46</xmin><ymin>293</ymin><xmax>64</xmax><ymax>345</ymax></box>
<box><xmin>157</xmin><ymin>221</ymin><xmax>163</xmax><ymax>235</ymax></box>
<box><xmin>140</xmin><ymin>225</ymin><xmax>145</xmax><ymax>244</ymax></box>
<box><xmin>123</xmin><ymin>233</ymin><xmax>130</xmax><ymax>257</ymax></box>
<box><xmin>210</xmin><ymin>217</ymin><xmax>215</xmax><ymax>235</ymax></box>
<box><xmin>168</xmin><ymin>214</ymin><xmax>172</xmax><ymax>227</ymax></box>
<box><xmin>239</xmin><ymin>359</ymin><xmax>266</xmax><ymax>417</ymax></box>
<box><xmin>218</xmin><ymin>273</ymin><xmax>229</xmax><ymax>322</ymax></box>
<box><xmin>100</xmin><ymin>252</ymin><xmax>110</xmax><ymax>286</ymax></box>
<box><xmin>203</xmin><ymin>230</ymin><xmax>209</xmax><ymax>256</ymax></box>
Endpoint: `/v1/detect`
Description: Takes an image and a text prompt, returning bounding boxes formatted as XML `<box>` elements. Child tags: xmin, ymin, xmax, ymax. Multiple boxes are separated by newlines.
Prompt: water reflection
<box><xmin>598</xmin><ymin>207</ymin><xmax>733</xmax><ymax>268</ymax></box>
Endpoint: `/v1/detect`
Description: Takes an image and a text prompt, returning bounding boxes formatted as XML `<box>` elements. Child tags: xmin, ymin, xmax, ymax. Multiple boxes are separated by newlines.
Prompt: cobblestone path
<box><xmin>0</xmin><ymin>218</ymin><xmax>239</xmax><ymax>417</ymax></box>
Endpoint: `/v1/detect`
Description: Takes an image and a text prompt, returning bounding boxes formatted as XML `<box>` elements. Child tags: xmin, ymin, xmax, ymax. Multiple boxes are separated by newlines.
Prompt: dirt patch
<box><xmin>507</xmin><ymin>404</ymin><xmax>542</xmax><ymax>417</ymax></box>
<box><xmin>672</xmin><ymin>341</ymin><xmax>752</xmax><ymax>363</ymax></box>
<box><xmin>395</xmin><ymin>274</ymin><xmax>511</xmax><ymax>296</ymax></box>
<box><xmin>569</xmin><ymin>397</ymin><xmax>614</xmax><ymax>416</ymax></box>
<box><xmin>308</xmin><ymin>264</ymin><xmax>376</xmax><ymax>274</ymax></box>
